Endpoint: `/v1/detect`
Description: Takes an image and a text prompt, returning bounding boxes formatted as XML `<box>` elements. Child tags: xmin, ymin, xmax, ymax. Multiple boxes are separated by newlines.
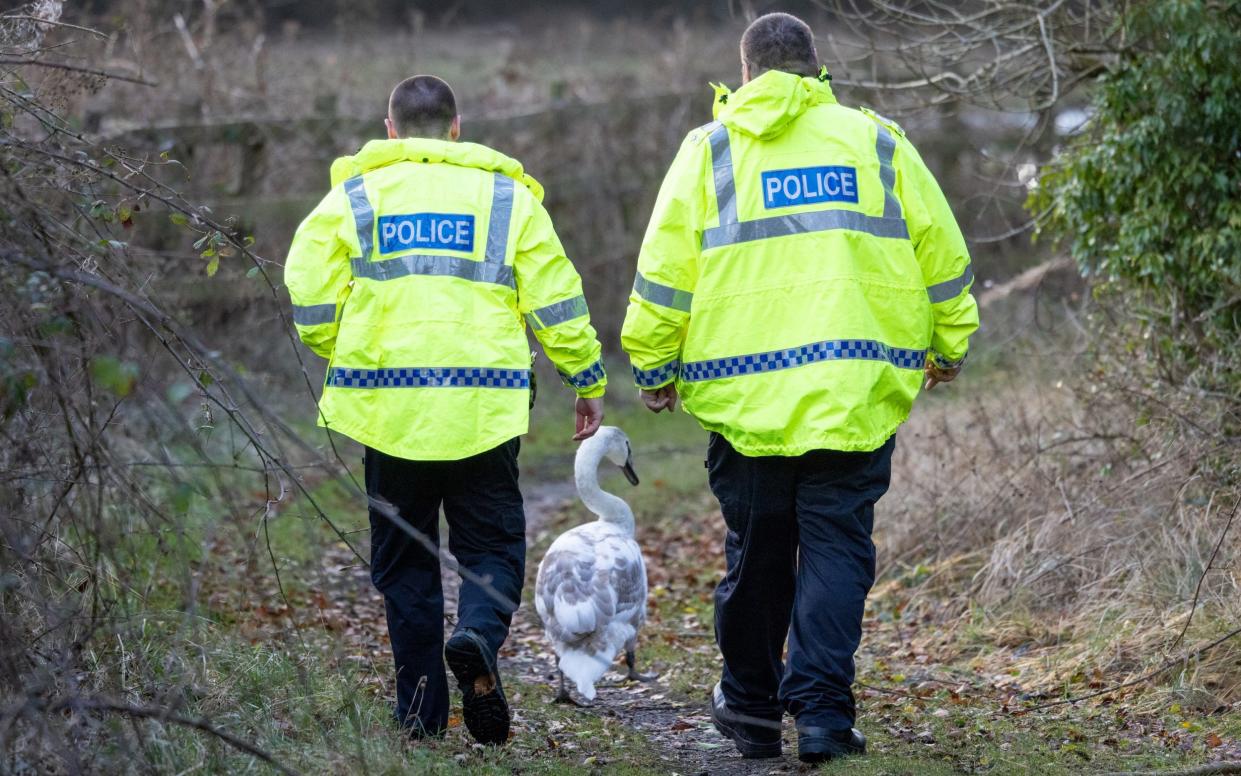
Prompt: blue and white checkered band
<box><xmin>632</xmin><ymin>360</ymin><xmax>680</xmax><ymax>388</ymax></box>
<box><xmin>326</xmin><ymin>367</ymin><xmax>531</xmax><ymax>389</ymax></box>
<box><xmin>680</xmin><ymin>339</ymin><xmax>926</xmax><ymax>383</ymax></box>
<box><xmin>559</xmin><ymin>359</ymin><xmax>606</xmax><ymax>390</ymax></box>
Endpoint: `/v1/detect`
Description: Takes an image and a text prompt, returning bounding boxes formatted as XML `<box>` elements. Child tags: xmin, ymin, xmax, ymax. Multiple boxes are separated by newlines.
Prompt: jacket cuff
<box><xmin>558</xmin><ymin>359</ymin><xmax>606</xmax><ymax>394</ymax></box>
<box><xmin>930</xmin><ymin>351</ymin><xmax>967</xmax><ymax>370</ymax></box>
<box><xmin>631</xmin><ymin>358</ymin><xmax>680</xmax><ymax>389</ymax></box>
<box><xmin>577</xmin><ymin>385</ymin><xmax>606</xmax><ymax>399</ymax></box>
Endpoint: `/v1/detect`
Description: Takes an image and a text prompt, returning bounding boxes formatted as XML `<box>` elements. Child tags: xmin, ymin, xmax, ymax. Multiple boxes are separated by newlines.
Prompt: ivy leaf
<box><xmin>89</xmin><ymin>356</ymin><xmax>139</xmax><ymax>397</ymax></box>
<box><xmin>170</xmin><ymin>482</ymin><xmax>195</xmax><ymax>514</ymax></box>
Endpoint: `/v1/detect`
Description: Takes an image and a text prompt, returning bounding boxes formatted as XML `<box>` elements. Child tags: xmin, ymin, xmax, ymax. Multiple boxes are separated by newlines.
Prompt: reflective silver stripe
<box><xmin>350</xmin><ymin>255</ymin><xmax>515</xmax><ymax>287</ymax></box>
<box><xmin>291</xmin><ymin>303</ymin><xmax>336</xmax><ymax>326</ymax></box>
<box><xmin>703</xmin><ymin>209</ymin><xmax>908</xmax><ymax>250</ymax></box>
<box><xmin>633</xmin><ymin>272</ymin><xmax>692</xmax><ymax>313</ymax></box>
<box><xmin>485</xmin><ymin>173</ymin><xmax>515</xmax><ymax>264</ymax></box>
<box><xmin>343</xmin><ymin>175</ymin><xmax>374</xmax><ymax>259</ymax></box>
<box><xmin>875</xmin><ymin>124</ymin><xmax>902</xmax><ymax>219</ymax></box>
<box><xmin>927</xmin><ymin>263</ymin><xmax>974</xmax><ymax>303</ymax></box>
<box><xmin>708</xmin><ymin>122</ymin><xmax>738</xmax><ymax>226</ymax></box>
<box><xmin>525</xmin><ymin>294</ymin><xmax>588</xmax><ymax>330</ymax></box>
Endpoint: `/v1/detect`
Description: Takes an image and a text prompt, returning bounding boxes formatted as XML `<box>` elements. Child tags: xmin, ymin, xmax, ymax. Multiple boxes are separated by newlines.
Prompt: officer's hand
<box><xmin>573</xmin><ymin>397</ymin><xmax>604</xmax><ymax>440</ymax></box>
<box><xmin>640</xmin><ymin>385</ymin><xmax>678</xmax><ymax>413</ymax></box>
<box><xmin>923</xmin><ymin>362</ymin><xmax>961</xmax><ymax>391</ymax></box>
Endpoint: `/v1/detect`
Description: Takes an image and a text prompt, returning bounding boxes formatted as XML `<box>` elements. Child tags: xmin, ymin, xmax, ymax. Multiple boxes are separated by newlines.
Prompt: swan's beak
<box><xmin>621</xmin><ymin>454</ymin><xmax>639</xmax><ymax>486</ymax></box>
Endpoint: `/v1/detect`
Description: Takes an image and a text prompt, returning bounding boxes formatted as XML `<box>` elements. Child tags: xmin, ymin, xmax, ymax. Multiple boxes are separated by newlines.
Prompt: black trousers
<box><xmin>364</xmin><ymin>438</ymin><xmax>525</xmax><ymax>736</ymax></box>
<box><xmin>708</xmin><ymin>432</ymin><xmax>895</xmax><ymax>730</ymax></box>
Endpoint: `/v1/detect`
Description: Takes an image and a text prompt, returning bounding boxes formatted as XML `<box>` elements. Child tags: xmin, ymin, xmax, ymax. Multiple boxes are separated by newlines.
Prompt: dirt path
<box><xmin>310</xmin><ymin>473</ymin><xmax>1241</xmax><ymax>774</ymax></box>
<box><xmin>498</xmin><ymin>481</ymin><xmax>804</xmax><ymax>776</ymax></box>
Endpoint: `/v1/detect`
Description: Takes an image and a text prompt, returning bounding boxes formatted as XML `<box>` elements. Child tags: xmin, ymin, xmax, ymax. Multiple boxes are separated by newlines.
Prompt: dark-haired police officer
<box><xmin>622</xmin><ymin>13</ymin><xmax>978</xmax><ymax>764</ymax></box>
<box><xmin>286</xmin><ymin>75</ymin><xmax>607</xmax><ymax>744</ymax></box>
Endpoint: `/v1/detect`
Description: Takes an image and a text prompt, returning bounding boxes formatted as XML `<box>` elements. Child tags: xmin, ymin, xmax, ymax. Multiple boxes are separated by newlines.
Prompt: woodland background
<box><xmin>1</xmin><ymin>1</ymin><xmax>1238</xmax><ymax>774</ymax></box>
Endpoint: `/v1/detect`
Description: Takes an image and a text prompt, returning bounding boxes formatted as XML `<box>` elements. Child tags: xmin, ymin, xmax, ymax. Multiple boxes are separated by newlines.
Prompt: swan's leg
<box><xmin>553</xmin><ymin>670</ymin><xmax>581</xmax><ymax>705</ymax></box>
<box><xmin>624</xmin><ymin>644</ymin><xmax>656</xmax><ymax>682</ymax></box>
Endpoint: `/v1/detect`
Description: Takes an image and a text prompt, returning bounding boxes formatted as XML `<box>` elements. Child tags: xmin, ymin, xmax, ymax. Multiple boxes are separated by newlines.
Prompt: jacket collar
<box><xmin>329</xmin><ymin>137</ymin><xmax>545</xmax><ymax>201</ymax></box>
<box><xmin>711</xmin><ymin>67</ymin><xmax>837</xmax><ymax>140</ymax></box>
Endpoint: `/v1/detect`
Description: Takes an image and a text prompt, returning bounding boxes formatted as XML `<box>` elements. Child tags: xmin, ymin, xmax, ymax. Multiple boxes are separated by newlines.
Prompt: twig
<box><xmin>856</xmin><ymin>681</ymin><xmax>926</xmax><ymax>701</ymax></box>
<box><xmin>67</xmin><ymin>697</ymin><xmax>301</xmax><ymax>776</ymax></box>
<box><xmin>1171</xmin><ymin>498</ymin><xmax>1238</xmax><ymax>650</ymax></box>
<box><xmin>0</xmin><ymin>57</ymin><xmax>156</xmax><ymax>86</ymax></box>
<box><xmin>1102</xmin><ymin>763</ymin><xmax>1241</xmax><ymax>776</ymax></box>
<box><xmin>1015</xmin><ymin>624</ymin><xmax>1241</xmax><ymax>713</ymax></box>
<box><xmin>0</xmin><ymin>15</ymin><xmax>109</xmax><ymax>38</ymax></box>
<box><xmin>172</xmin><ymin>13</ymin><xmax>204</xmax><ymax>70</ymax></box>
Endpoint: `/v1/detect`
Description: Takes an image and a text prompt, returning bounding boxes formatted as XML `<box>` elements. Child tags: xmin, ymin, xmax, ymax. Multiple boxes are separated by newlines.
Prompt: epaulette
<box><xmin>859</xmin><ymin>106</ymin><xmax>905</xmax><ymax>138</ymax></box>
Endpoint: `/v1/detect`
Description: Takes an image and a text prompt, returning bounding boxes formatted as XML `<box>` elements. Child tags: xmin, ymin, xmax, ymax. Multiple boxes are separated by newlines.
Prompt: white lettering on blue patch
<box><xmin>761</xmin><ymin>166</ymin><xmax>858</xmax><ymax>208</ymax></box>
<box><xmin>378</xmin><ymin>213</ymin><xmax>475</xmax><ymax>254</ymax></box>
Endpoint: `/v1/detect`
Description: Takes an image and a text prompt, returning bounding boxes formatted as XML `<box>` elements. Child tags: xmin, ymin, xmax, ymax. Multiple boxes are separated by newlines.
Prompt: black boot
<box><xmin>444</xmin><ymin>630</ymin><xmax>510</xmax><ymax>745</ymax></box>
<box><xmin>796</xmin><ymin>725</ymin><xmax>866</xmax><ymax>763</ymax></box>
<box><xmin>708</xmin><ymin>683</ymin><xmax>782</xmax><ymax>759</ymax></box>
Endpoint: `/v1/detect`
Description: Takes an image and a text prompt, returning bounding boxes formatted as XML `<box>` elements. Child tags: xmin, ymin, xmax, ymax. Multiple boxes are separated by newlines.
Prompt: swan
<box><xmin>535</xmin><ymin>426</ymin><xmax>649</xmax><ymax>702</ymax></box>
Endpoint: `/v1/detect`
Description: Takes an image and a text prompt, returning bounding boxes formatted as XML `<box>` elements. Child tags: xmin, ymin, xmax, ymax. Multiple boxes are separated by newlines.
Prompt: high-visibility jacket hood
<box><xmin>712</xmin><ymin>69</ymin><xmax>837</xmax><ymax>140</ymax></box>
<box><xmin>329</xmin><ymin>137</ymin><xmax>545</xmax><ymax>201</ymax></box>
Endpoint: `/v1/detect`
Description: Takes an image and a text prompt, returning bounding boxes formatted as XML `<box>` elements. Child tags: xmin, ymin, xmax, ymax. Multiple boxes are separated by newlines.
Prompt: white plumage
<box><xmin>535</xmin><ymin>426</ymin><xmax>647</xmax><ymax>701</ymax></box>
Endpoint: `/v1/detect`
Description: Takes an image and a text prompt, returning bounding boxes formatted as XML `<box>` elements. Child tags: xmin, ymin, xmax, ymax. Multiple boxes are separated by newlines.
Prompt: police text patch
<box><xmin>378</xmin><ymin>213</ymin><xmax>475</xmax><ymax>254</ymax></box>
<box><xmin>761</xmin><ymin>166</ymin><xmax>858</xmax><ymax>208</ymax></box>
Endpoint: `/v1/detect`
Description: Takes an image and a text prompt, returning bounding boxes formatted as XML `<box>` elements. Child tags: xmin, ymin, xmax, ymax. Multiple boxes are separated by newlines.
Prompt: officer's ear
<box><xmin>385</xmin><ymin>117</ymin><xmax>398</xmax><ymax>140</ymax></box>
<box><xmin>741</xmin><ymin>59</ymin><xmax>751</xmax><ymax>84</ymax></box>
<box><xmin>449</xmin><ymin>115</ymin><xmax>461</xmax><ymax>142</ymax></box>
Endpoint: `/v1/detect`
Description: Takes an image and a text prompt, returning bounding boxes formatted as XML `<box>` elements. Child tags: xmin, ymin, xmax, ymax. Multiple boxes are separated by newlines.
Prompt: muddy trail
<box><xmin>307</xmin><ymin>473</ymin><xmax>1241</xmax><ymax>775</ymax></box>
<box><xmin>317</xmin><ymin>477</ymin><xmax>804</xmax><ymax>774</ymax></box>
<box><xmin>501</xmin><ymin>482</ymin><xmax>807</xmax><ymax>775</ymax></box>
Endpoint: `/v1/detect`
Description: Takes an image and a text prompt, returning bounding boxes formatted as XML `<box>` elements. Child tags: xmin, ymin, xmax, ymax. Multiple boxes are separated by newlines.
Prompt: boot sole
<box><xmin>445</xmin><ymin>635</ymin><xmax>510</xmax><ymax>745</ymax></box>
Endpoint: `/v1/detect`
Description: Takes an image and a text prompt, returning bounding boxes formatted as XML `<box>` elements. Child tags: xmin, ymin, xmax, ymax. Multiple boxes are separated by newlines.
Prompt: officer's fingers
<box><xmin>641</xmin><ymin>391</ymin><xmax>669</xmax><ymax>412</ymax></box>
<box><xmin>573</xmin><ymin>412</ymin><xmax>602</xmax><ymax>440</ymax></box>
<box><xmin>923</xmin><ymin>374</ymin><xmax>939</xmax><ymax>391</ymax></box>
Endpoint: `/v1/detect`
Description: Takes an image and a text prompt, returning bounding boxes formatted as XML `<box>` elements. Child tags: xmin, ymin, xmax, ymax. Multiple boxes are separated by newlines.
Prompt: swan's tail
<box><xmin>557</xmin><ymin>649</ymin><xmax>612</xmax><ymax>701</ymax></box>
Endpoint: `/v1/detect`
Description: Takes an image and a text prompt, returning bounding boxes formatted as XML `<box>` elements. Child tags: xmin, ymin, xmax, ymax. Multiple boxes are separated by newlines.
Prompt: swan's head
<box><xmin>580</xmin><ymin>426</ymin><xmax>639</xmax><ymax>486</ymax></box>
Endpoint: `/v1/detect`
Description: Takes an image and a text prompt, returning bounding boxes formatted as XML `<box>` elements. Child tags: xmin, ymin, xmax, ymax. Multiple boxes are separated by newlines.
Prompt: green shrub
<box><xmin>1032</xmin><ymin>0</ymin><xmax>1241</xmax><ymax>391</ymax></box>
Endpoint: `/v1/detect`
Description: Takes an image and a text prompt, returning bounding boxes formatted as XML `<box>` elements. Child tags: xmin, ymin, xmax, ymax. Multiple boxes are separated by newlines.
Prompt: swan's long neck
<box><xmin>575</xmin><ymin>442</ymin><xmax>635</xmax><ymax>535</ymax></box>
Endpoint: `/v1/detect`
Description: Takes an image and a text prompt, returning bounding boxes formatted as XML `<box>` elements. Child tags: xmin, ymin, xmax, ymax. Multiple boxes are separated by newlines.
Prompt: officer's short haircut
<box><xmin>388</xmin><ymin>75</ymin><xmax>457</xmax><ymax>138</ymax></box>
<box><xmin>741</xmin><ymin>12</ymin><xmax>819</xmax><ymax>78</ymax></box>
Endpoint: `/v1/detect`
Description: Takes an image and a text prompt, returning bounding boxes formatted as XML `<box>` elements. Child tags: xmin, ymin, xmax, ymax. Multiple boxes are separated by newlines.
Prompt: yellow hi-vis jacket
<box><xmin>621</xmin><ymin>70</ymin><xmax>979</xmax><ymax>456</ymax></box>
<box><xmin>286</xmin><ymin>138</ymin><xmax>606</xmax><ymax>461</ymax></box>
